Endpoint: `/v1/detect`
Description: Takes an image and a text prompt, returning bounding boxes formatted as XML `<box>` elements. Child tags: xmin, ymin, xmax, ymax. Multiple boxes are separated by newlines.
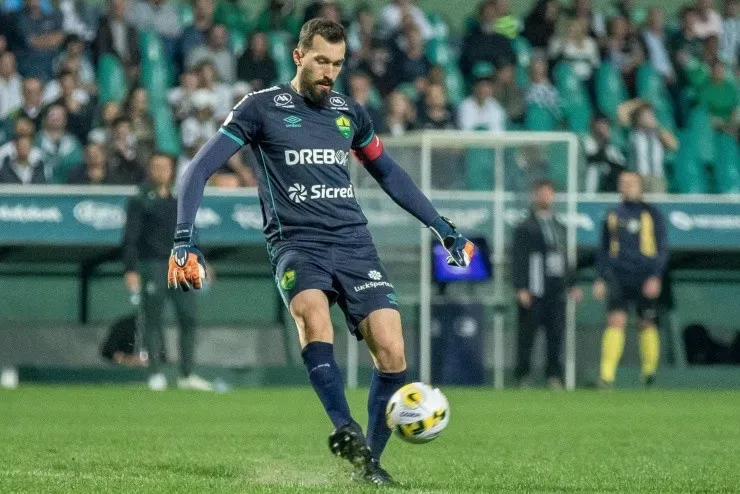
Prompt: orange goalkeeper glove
<box><xmin>167</xmin><ymin>224</ymin><xmax>206</xmax><ymax>291</ymax></box>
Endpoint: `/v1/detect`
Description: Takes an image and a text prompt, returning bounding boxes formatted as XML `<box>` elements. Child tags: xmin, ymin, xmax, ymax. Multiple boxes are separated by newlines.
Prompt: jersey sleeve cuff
<box><xmin>219</xmin><ymin>127</ymin><xmax>245</xmax><ymax>147</ymax></box>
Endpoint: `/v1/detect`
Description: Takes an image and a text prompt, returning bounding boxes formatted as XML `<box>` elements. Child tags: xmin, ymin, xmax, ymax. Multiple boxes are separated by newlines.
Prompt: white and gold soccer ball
<box><xmin>385</xmin><ymin>382</ymin><xmax>449</xmax><ymax>444</ymax></box>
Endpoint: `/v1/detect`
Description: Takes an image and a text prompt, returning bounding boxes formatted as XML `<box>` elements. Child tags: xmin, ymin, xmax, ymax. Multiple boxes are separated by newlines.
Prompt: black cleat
<box><xmin>643</xmin><ymin>374</ymin><xmax>656</xmax><ymax>388</ymax></box>
<box><xmin>352</xmin><ymin>458</ymin><xmax>396</xmax><ymax>486</ymax></box>
<box><xmin>328</xmin><ymin>422</ymin><xmax>371</xmax><ymax>468</ymax></box>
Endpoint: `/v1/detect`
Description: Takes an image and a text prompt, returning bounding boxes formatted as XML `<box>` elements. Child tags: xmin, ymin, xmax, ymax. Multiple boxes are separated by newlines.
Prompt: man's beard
<box><xmin>301</xmin><ymin>70</ymin><xmax>334</xmax><ymax>106</ymax></box>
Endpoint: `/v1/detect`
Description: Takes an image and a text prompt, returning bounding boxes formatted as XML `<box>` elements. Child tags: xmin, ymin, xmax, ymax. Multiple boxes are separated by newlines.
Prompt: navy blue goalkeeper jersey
<box><xmin>219</xmin><ymin>83</ymin><xmax>376</xmax><ymax>245</ymax></box>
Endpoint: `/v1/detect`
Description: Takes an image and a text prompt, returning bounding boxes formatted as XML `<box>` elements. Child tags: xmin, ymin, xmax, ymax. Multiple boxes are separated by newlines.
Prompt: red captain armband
<box><xmin>352</xmin><ymin>134</ymin><xmax>384</xmax><ymax>163</ymax></box>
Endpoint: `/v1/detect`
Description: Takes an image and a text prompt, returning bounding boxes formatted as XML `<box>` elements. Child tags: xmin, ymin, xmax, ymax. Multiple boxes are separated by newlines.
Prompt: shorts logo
<box><xmin>386</xmin><ymin>293</ymin><xmax>398</xmax><ymax>306</ymax></box>
<box><xmin>335</xmin><ymin>115</ymin><xmax>351</xmax><ymax>138</ymax></box>
<box><xmin>288</xmin><ymin>183</ymin><xmax>307</xmax><ymax>203</ymax></box>
<box><xmin>284</xmin><ymin>115</ymin><xmax>302</xmax><ymax>128</ymax></box>
<box><xmin>280</xmin><ymin>269</ymin><xmax>296</xmax><ymax>290</ymax></box>
<box><xmin>368</xmin><ymin>270</ymin><xmax>382</xmax><ymax>281</ymax></box>
<box><xmin>274</xmin><ymin>93</ymin><xmax>293</xmax><ymax>106</ymax></box>
<box><xmin>330</xmin><ymin>96</ymin><xmax>346</xmax><ymax>107</ymax></box>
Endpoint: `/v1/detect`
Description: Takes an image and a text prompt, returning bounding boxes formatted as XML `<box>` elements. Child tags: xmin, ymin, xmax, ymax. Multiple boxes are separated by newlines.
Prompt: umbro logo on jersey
<box><xmin>288</xmin><ymin>183</ymin><xmax>355</xmax><ymax>203</ymax></box>
<box><xmin>274</xmin><ymin>93</ymin><xmax>294</xmax><ymax>107</ymax></box>
<box><xmin>284</xmin><ymin>115</ymin><xmax>302</xmax><ymax>128</ymax></box>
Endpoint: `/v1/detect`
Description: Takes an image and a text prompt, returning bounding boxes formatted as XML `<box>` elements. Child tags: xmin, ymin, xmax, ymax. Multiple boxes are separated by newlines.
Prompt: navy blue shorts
<box><xmin>606</xmin><ymin>276</ymin><xmax>658</xmax><ymax>321</ymax></box>
<box><xmin>270</xmin><ymin>241</ymin><xmax>399</xmax><ymax>339</ymax></box>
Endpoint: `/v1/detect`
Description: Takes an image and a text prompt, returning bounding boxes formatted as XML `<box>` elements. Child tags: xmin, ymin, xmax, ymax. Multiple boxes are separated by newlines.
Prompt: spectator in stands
<box><xmin>127</xmin><ymin>0</ymin><xmax>181</xmax><ymax>63</ymax></box>
<box><xmin>67</xmin><ymin>142</ymin><xmax>111</xmax><ymax>184</ymax></box>
<box><xmin>0</xmin><ymin>134</ymin><xmax>46</xmax><ymax>184</ymax></box>
<box><xmin>309</xmin><ymin>1</ymin><xmax>343</xmax><ymax>25</ymax></box>
<box><xmin>489</xmin><ymin>0</ymin><xmax>519</xmax><ymax>40</ymax></box>
<box><xmin>210</xmin><ymin>150</ymin><xmax>256</xmax><ymax>188</ymax></box>
<box><xmin>53</xmin><ymin>69</ymin><xmax>94</xmax><ymax>143</ymax></box>
<box><xmin>549</xmin><ymin>18</ymin><xmax>600</xmax><ymax>83</ymax></box>
<box><xmin>392</xmin><ymin>24</ymin><xmax>431</xmax><ymax>86</ymax></box>
<box><xmin>495</xmin><ymin>64</ymin><xmax>525</xmax><ymax>125</ymax></box>
<box><xmin>697</xmin><ymin>59</ymin><xmax>739</xmax><ymax>134</ymax></box>
<box><xmin>214</xmin><ymin>0</ymin><xmax>250</xmax><ymax>36</ymax></box>
<box><xmin>619</xmin><ymin>100</ymin><xmax>678</xmax><ymax>193</ymax></box>
<box><xmin>670</xmin><ymin>7</ymin><xmax>704</xmax><ymax>73</ymax></box>
<box><xmin>347</xmin><ymin>3</ymin><xmax>376</xmax><ymax>66</ymax></box>
<box><xmin>694</xmin><ymin>0</ymin><xmax>723</xmax><ymax>40</ymax></box>
<box><xmin>168</xmin><ymin>68</ymin><xmax>200</xmax><ymax>122</ymax></box>
<box><xmin>93</xmin><ymin>0</ymin><xmax>141</xmax><ymax>81</ymax></box>
<box><xmin>460</xmin><ymin>0</ymin><xmax>516</xmax><ymax>81</ymax></box>
<box><xmin>566</xmin><ymin>0</ymin><xmax>607</xmax><ymax>40</ymax></box>
<box><xmin>457</xmin><ymin>73</ymin><xmax>506</xmax><ymax>131</ymax></box>
<box><xmin>187</xmin><ymin>24</ymin><xmax>235</xmax><ymax>84</ymax></box>
<box><xmin>88</xmin><ymin>101</ymin><xmax>121</xmax><ymax>145</ymax></box>
<box><xmin>348</xmin><ymin>71</ymin><xmax>383</xmax><ymax>131</ymax></box>
<box><xmin>179</xmin><ymin>0</ymin><xmax>215</xmax><ymax>63</ymax></box>
<box><xmin>16</xmin><ymin>0</ymin><xmax>64</xmax><ymax>81</ymax></box>
<box><xmin>180</xmin><ymin>90</ymin><xmax>217</xmax><ymax>152</ymax></box>
<box><xmin>584</xmin><ymin>115</ymin><xmax>627</xmax><ymax>192</ymax></box>
<box><xmin>12</xmin><ymin>77</ymin><xmax>46</xmax><ymax>130</ymax></box>
<box><xmin>415</xmin><ymin>83</ymin><xmax>455</xmax><ymax>130</ymax></box>
<box><xmin>378</xmin><ymin>0</ymin><xmax>433</xmax><ymax>40</ymax></box>
<box><xmin>641</xmin><ymin>8</ymin><xmax>677</xmax><ymax>85</ymax></box>
<box><xmin>195</xmin><ymin>60</ymin><xmax>232</xmax><ymax>121</ymax></box>
<box><xmin>720</xmin><ymin>0</ymin><xmax>738</xmax><ymax>64</ymax></box>
<box><xmin>0</xmin><ymin>51</ymin><xmax>22</xmax><ymax>120</ymax></box>
<box><xmin>107</xmin><ymin>116</ymin><xmax>146</xmax><ymax>184</ymax></box>
<box><xmin>254</xmin><ymin>0</ymin><xmax>301</xmax><ymax>38</ymax></box>
<box><xmin>35</xmin><ymin>104</ymin><xmax>82</xmax><ymax>183</ymax></box>
<box><xmin>0</xmin><ymin>33</ymin><xmax>7</xmax><ymax>56</ymax></box>
<box><xmin>357</xmin><ymin>38</ymin><xmax>395</xmax><ymax>97</ymax></box>
<box><xmin>603</xmin><ymin>15</ymin><xmax>644</xmax><ymax>92</ymax></box>
<box><xmin>237</xmin><ymin>32</ymin><xmax>277</xmax><ymax>92</ymax></box>
<box><xmin>0</xmin><ymin>116</ymin><xmax>38</xmax><ymax>161</ymax></box>
<box><xmin>53</xmin><ymin>34</ymin><xmax>95</xmax><ymax>90</ymax></box>
<box><xmin>522</xmin><ymin>0</ymin><xmax>560</xmax><ymax>51</ymax></box>
<box><xmin>126</xmin><ymin>87</ymin><xmax>155</xmax><ymax>158</ymax></box>
<box><xmin>526</xmin><ymin>57</ymin><xmax>562</xmax><ymax>120</ymax></box>
<box><xmin>382</xmin><ymin>90</ymin><xmax>415</xmax><ymax>136</ymax></box>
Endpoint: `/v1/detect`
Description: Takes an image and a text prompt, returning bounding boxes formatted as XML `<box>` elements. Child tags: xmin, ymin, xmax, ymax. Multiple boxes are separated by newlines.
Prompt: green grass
<box><xmin>1</xmin><ymin>387</ymin><xmax>739</xmax><ymax>493</ymax></box>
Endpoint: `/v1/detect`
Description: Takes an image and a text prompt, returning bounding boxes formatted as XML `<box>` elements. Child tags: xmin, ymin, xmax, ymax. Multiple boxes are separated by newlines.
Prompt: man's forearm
<box><xmin>177</xmin><ymin>131</ymin><xmax>241</xmax><ymax>229</ymax></box>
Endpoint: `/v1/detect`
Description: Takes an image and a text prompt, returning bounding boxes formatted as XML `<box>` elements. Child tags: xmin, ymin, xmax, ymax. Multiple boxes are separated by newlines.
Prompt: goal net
<box><xmin>348</xmin><ymin>130</ymin><xmax>580</xmax><ymax>390</ymax></box>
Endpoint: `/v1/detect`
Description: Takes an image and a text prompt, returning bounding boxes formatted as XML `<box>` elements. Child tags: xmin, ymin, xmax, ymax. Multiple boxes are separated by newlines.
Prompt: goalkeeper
<box><xmin>167</xmin><ymin>18</ymin><xmax>474</xmax><ymax>486</ymax></box>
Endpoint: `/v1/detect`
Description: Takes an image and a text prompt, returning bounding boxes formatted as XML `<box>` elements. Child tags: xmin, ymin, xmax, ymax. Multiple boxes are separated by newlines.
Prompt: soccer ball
<box><xmin>386</xmin><ymin>382</ymin><xmax>449</xmax><ymax>444</ymax></box>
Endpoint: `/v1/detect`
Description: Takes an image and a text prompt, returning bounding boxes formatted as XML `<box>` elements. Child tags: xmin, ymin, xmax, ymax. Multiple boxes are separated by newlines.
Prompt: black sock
<box><xmin>301</xmin><ymin>341</ymin><xmax>354</xmax><ymax>429</ymax></box>
<box><xmin>366</xmin><ymin>368</ymin><xmax>407</xmax><ymax>460</ymax></box>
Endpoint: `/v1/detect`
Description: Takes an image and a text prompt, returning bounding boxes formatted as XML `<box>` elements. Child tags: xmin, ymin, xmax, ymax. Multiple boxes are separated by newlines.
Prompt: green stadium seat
<box><xmin>686</xmin><ymin>107</ymin><xmax>715</xmax><ymax>165</ymax></box>
<box><xmin>426</xmin><ymin>38</ymin><xmax>454</xmax><ymax>68</ymax></box>
<box><xmin>139</xmin><ymin>30</ymin><xmax>164</xmax><ymax>64</ymax></box>
<box><xmin>671</xmin><ymin>129</ymin><xmax>710</xmax><ymax>193</ymax></box>
<box><xmin>178</xmin><ymin>3</ymin><xmax>193</xmax><ymax>27</ymax></box>
<box><xmin>524</xmin><ymin>103</ymin><xmax>555</xmax><ymax>131</ymax></box>
<box><xmin>595</xmin><ymin>62</ymin><xmax>628</xmax><ymax>122</ymax></box>
<box><xmin>553</xmin><ymin>62</ymin><xmax>592</xmax><ymax>132</ymax></box>
<box><xmin>711</xmin><ymin>132</ymin><xmax>740</xmax><ymax>193</ymax></box>
<box><xmin>151</xmin><ymin>104</ymin><xmax>181</xmax><ymax>157</ymax></box>
<box><xmin>444</xmin><ymin>67</ymin><xmax>465</xmax><ymax>105</ymax></box>
<box><xmin>97</xmin><ymin>55</ymin><xmax>127</xmax><ymax>104</ymax></box>
<box><xmin>636</xmin><ymin>64</ymin><xmax>676</xmax><ymax>130</ymax></box>
<box><xmin>511</xmin><ymin>37</ymin><xmax>532</xmax><ymax>87</ymax></box>
<box><xmin>230</xmin><ymin>30</ymin><xmax>247</xmax><ymax>58</ymax></box>
<box><xmin>267</xmin><ymin>31</ymin><xmax>294</xmax><ymax>85</ymax></box>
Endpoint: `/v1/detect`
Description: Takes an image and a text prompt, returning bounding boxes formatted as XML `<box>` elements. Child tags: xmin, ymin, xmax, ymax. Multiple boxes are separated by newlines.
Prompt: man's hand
<box><xmin>569</xmin><ymin>286</ymin><xmax>584</xmax><ymax>304</ymax></box>
<box><xmin>167</xmin><ymin>224</ymin><xmax>206</xmax><ymax>291</ymax></box>
<box><xmin>516</xmin><ymin>289</ymin><xmax>532</xmax><ymax>308</ymax></box>
<box><xmin>593</xmin><ymin>279</ymin><xmax>606</xmax><ymax>301</ymax></box>
<box><xmin>643</xmin><ymin>276</ymin><xmax>661</xmax><ymax>299</ymax></box>
<box><xmin>124</xmin><ymin>271</ymin><xmax>141</xmax><ymax>293</ymax></box>
<box><xmin>429</xmin><ymin>216</ymin><xmax>475</xmax><ymax>267</ymax></box>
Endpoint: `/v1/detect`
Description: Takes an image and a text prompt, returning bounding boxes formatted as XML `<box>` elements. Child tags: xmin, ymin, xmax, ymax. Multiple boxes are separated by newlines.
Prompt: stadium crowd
<box><xmin>0</xmin><ymin>0</ymin><xmax>736</xmax><ymax>192</ymax></box>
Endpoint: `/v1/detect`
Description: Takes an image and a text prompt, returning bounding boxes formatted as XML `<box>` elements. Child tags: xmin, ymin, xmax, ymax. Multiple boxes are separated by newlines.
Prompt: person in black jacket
<box><xmin>92</xmin><ymin>0</ymin><xmax>142</xmax><ymax>81</ymax></box>
<box><xmin>511</xmin><ymin>180</ymin><xmax>582</xmax><ymax>388</ymax></box>
<box><xmin>459</xmin><ymin>0</ymin><xmax>516</xmax><ymax>81</ymax></box>
<box><xmin>122</xmin><ymin>153</ymin><xmax>211</xmax><ymax>391</ymax></box>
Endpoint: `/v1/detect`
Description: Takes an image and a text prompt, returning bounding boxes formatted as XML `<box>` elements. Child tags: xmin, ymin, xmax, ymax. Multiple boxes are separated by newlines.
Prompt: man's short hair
<box><xmin>149</xmin><ymin>152</ymin><xmax>176</xmax><ymax>167</ymax></box>
<box><xmin>112</xmin><ymin>116</ymin><xmax>131</xmax><ymax>128</ymax></box>
<box><xmin>297</xmin><ymin>18</ymin><xmax>346</xmax><ymax>50</ymax></box>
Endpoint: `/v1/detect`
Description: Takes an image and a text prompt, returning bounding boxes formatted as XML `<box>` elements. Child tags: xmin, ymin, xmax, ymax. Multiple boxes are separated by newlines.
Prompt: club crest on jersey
<box><xmin>335</xmin><ymin>115</ymin><xmax>351</xmax><ymax>138</ymax></box>
<box><xmin>274</xmin><ymin>93</ymin><xmax>294</xmax><ymax>107</ymax></box>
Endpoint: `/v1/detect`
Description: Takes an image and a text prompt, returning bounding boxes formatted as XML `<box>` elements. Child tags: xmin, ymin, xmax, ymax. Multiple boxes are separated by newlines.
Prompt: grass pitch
<box><xmin>1</xmin><ymin>387</ymin><xmax>738</xmax><ymax>493</ymax></box>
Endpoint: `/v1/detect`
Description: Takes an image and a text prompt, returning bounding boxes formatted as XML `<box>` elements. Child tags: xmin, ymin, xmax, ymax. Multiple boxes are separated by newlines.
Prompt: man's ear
<box><xmin>293</xmin><ymin>48</ymin><xmax>303</xmax><ymax>67</ymax></box>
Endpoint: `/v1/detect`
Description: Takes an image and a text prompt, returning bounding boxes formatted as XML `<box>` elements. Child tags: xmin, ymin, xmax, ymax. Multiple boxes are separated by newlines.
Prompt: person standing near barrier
<box><xmin>512</xmin><ymin>179</ymin><xmax>582</xmax><ymax>389</ymax></box>
<box><xmin>122</xmin><ymin>153</ymin><xmax>212</xmax><ymax>391</ymax></box>
<box><xmin>594</xmin><ymin>171</ymin><xmax>668</xmax><ymax>388</ymax></box>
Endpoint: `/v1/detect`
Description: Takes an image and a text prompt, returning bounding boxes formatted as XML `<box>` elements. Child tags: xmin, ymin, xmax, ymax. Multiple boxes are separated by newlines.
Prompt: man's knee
<box><xmin>290</xmin><ymin>290</ymin><xmax>333</xmax><ymax>346</ymax></box>
<box><xmin>373</xmin><ymin>340</ymin><xmax>406</xmax><ymax>372</ymax></box>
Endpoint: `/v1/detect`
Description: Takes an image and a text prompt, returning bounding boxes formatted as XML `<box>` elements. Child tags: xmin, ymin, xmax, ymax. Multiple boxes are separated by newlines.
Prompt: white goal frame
<box><xmin>347</xmin><ymin>131</ymin><xmax>580</xmax><ymax>391</ymax></box>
